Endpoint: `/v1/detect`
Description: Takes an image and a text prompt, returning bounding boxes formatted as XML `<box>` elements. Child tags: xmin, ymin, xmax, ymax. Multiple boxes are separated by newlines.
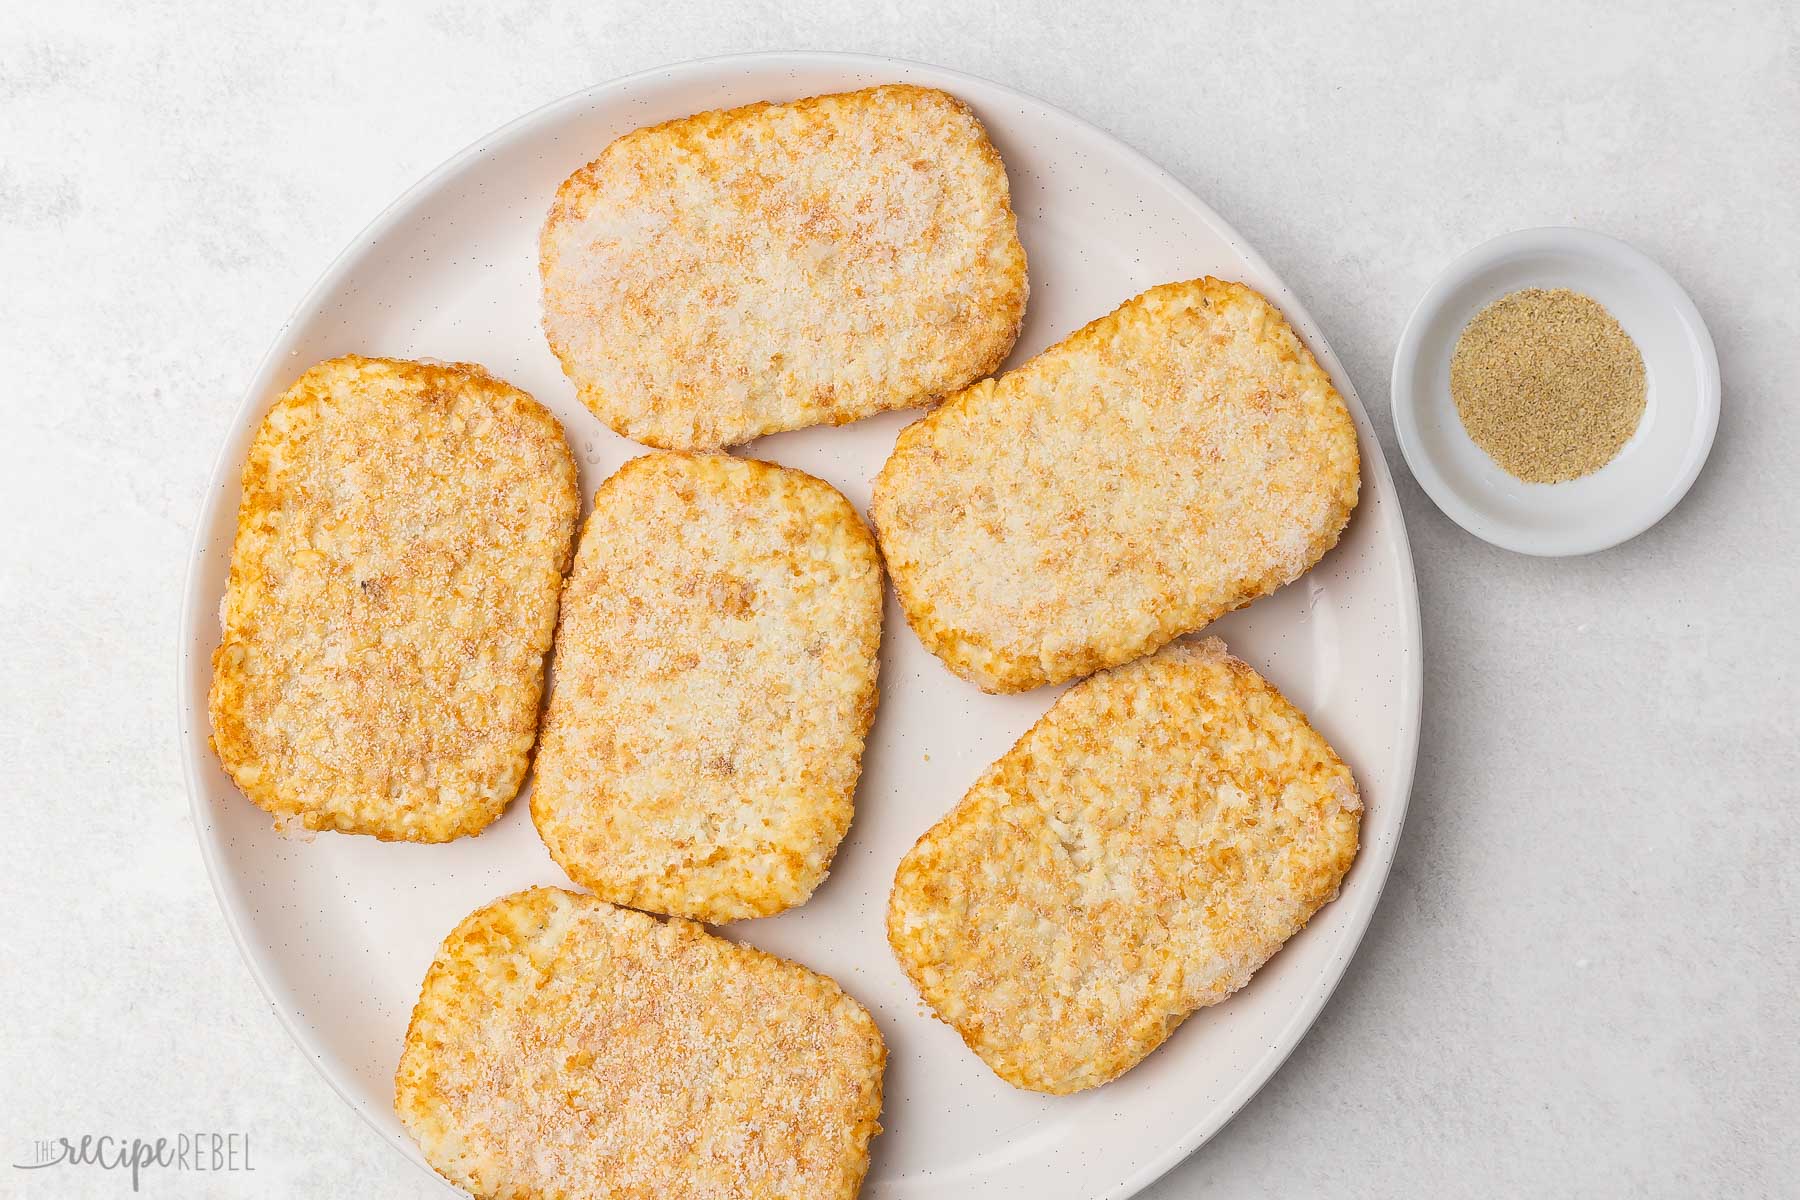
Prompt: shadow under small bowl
<box><xmin>1391</xmin><ymin>227</ymin><xmax>1719</xmax><ymax>556</ymax></box>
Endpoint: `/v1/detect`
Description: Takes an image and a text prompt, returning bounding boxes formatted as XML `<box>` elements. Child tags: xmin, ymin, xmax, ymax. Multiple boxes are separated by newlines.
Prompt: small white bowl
<box><xmin>1391</xmin><ymin>227</ymin><xmax>1719</xmax><ymax>556</ymax></box>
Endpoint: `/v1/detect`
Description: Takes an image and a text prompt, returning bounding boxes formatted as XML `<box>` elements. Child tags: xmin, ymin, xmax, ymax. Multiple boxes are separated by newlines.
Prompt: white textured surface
<box><xmin>3</xmin><ymin>2</ymin><xmax>1796</xmax><ymax>1197</ymax></box>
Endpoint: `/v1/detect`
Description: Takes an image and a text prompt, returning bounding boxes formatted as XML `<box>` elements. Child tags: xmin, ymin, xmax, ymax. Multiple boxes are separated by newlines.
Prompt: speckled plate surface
<box><xmin>178</xmin><ymin>51</ymin><xmax>1421</xmax><ymax>1200</ymax></box>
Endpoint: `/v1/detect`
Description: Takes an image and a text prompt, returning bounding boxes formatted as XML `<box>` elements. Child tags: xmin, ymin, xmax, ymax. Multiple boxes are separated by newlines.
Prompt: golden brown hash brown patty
<box><xmin>539</xmin><ymin>83</ymin><xmax>1028</xmax><ymax>450</ymax></box>
<box><xmin>209</xmin><ymin>356</ymin><xmax>579</xmax><ymax>842</ymax></box>
<box><xmin>887</xmin><ymin>639</ymin><xmax>1361</xmax><ymax>1094</ymax></box>
<box><xmin>396</xmin><ymin>888</ymin><xmax>886</xmax><ymax>1199</ymax></box>
<box><xmin>873</xmin><ymin>278</ymin><xmax>1360</xmax><ymax>693</ymax></box>
<box><xmin>531</xmin><ymin>452</ymin><xmax>883</xmax><ymax>923</ymax></box>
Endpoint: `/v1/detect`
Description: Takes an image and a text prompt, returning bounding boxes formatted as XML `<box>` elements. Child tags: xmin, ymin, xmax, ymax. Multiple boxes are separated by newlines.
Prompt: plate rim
<box><xmin>177</xmin><ymin>49</ymin><xmax>1423</xmax><ymax>1199</ymax></box>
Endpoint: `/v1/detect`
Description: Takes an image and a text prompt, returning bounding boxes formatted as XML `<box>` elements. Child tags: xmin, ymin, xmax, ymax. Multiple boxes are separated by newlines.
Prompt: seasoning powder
<box><xmin>1448</xmin><ymin>287</ymin><xmax>1646</xmax><ymax>483</ymax></box>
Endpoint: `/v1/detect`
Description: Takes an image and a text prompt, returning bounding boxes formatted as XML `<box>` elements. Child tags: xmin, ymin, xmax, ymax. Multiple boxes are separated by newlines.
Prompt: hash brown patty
<box><xmin>396</xmin><ymin>887</ymin><xmax>886</xmax><ymax>1199</ymax></box>
<box><xmin>531</xmin><ymin>452</ymin><xmax>883</xmax><ymax>923</ymax></box>
<box><xmin>539</xmin><ymin>84</ymin><xmax>1028</xmax><ymax>451</ymax></box>
<box><xmin>872</xmin><ymin>278</ymin><xmax>1360</xmax><ymax>693</ymax></box>
<box><xmin>887</xmin><ymin>638</ymin><xmax>1361</xmax><ymax>1094</ymax></box>
<box><xmin>209</xmin><ymin>356</ymin><xmax>579</xmax><ymax>842</ymax></box>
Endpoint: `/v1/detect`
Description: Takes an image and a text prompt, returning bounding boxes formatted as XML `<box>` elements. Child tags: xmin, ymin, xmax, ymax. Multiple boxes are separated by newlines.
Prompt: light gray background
<box><xmin>4</xmin><ymin>1</ymin><xmax>1796</xmax><ymax>1196</ymax></box>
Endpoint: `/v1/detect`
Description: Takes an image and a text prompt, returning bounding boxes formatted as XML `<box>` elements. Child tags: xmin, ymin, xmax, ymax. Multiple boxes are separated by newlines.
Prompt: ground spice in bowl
<box><xmin>1449</xmin><ymin>287</ymin><xmax>1647</xmax><ymax>483</ymax></box>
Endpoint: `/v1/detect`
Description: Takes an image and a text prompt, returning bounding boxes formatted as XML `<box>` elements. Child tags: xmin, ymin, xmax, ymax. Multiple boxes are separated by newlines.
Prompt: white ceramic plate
<box><xmin>1391</xmin><ymin>227</ymin><xmax>1719</xmax><ymax>556</ymax></box>
<box><xmin>179</xmin><ymin>52</ymin><xmax>1421</xmax><ymax>1200</ymax></box>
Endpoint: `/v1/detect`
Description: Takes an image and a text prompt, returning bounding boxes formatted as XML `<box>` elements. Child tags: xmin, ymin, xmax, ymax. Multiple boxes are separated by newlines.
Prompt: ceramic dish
<box><xmin>178</xmin><ymin>51</ymin><xmax>1421</xmax><ymax>1200</ymax></box>
<box><xmin>1392</xmin><ymin>226</ymin><xmax>1719</xmax><ymax>556</ymax></box>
